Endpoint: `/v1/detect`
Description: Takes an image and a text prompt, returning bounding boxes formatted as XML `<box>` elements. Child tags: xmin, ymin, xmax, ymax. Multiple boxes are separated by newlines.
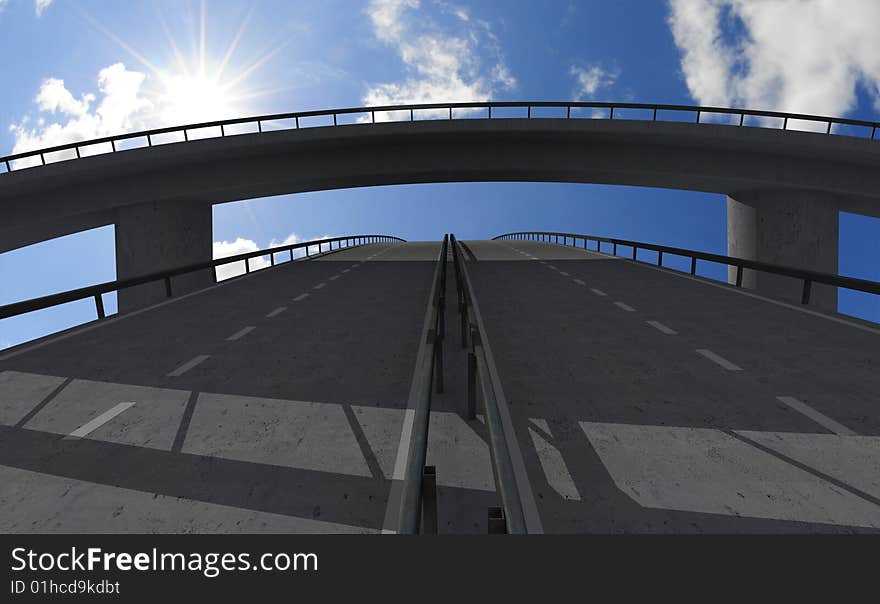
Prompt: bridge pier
<box><xmin>727</xmin><ymin>191</ymin><xmax>839</xmax><ymax>311</ymax></box>
<box><xmin>115</xmin><ymin>201</ymin><xmax>213</xmax><ymax>314</ymax></box>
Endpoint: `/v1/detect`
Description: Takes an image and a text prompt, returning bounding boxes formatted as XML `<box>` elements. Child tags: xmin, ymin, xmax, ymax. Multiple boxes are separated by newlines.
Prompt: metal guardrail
<box><xmin>450</xmin><ymin>234</ymin><xmax>529</xmax><ymax>534</ymax></box>
<box><xmin>494</xmin><ymin>231</ymin><xmax>880</xmax><ymax>305</ymax></box>
<box><xmin>397</xmin><ymin>234</ymin><xmax>448</xmax><ymax>535</ymax></box>
<box><xmin>3</xmin><ymin>100</ymin><xmax>878</xmax><ymax>173</ymax></box>
<box><xmin>0</xmin><ymin>234</ymin><xmax>404</xmax><ymax>321</ymax></box>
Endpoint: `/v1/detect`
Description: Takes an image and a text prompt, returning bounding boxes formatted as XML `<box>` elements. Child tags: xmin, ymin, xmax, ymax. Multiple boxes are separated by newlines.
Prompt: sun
<box><xmin>159</xmin><ymin>73</ymin><xmax>238</xmax><ymax>125</ymax></box>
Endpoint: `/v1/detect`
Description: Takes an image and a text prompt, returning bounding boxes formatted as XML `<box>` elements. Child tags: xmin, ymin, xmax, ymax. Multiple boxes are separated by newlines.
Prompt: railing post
<box><xmin>245</xmin><ymin>258</ymin><xmax>251</xmax><ymax>273</ymax></box>
<box><xmin>801</xmin><ymin>279</ymin><xmax>812</xmax><ymax>305</ymax></box>
<box><xmin>421</xmin><ymin>466</ymin><xmax>438</xmax><ymax>535</ymax></box>
<box><xmin>164</xmin><ymin>276</ymin><xmax>173</xmax><ymax>297</ymax></box>
<box><xmin>270</xmin><ymin>253</ymin><xmax>275</xmax><ymax>267</ymax></box>
<box><xmin>94</xmin><ymin>294</ymin><xmax>105</xmax><ymax>319</ymax></box>
<box><xmin>735</xmin><ymin>265</ymin><xmax>743</xmax><ymax>287</ymax></box>
<box><xmin>488</xmin><ymin>507</ymin><xmax>507</xmax><ymax>534</ymax></box>
<box><xmin>657</xmin><ymin>250</ymin><xmax>663</xmax><ymax>266</ymax></box>
<box><xmin>690</xmin><ymin>257</ymin><xmax>697</xmax><ymax>275</ymax></box>
<box><xmin>632</xmin><ymin>246</ymin><xmax>638</xmax><ymax>261</ymax></box>
<box><xmin>467</xmin><ymin>350</ymin><xmax>477</xmax><ymax>420</ymax></box>
<box><xmin>613</xmin><ymin>242</ymin><xmax>617</xmax><ymax>256</ymax></box>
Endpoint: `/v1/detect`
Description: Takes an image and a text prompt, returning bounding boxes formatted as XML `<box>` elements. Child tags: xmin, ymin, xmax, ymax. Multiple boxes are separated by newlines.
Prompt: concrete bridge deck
<box><xmin>0</xmin><ymin>241</ymin><xmax>877</xmax><ymax>533</ymax></box>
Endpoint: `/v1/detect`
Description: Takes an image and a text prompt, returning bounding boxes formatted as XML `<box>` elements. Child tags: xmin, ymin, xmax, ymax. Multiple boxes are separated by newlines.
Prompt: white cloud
<box><xmin>212</xmin><ymin>237</ymin><xmax>270</xmax><ymax>281</ymax></box>
<box><xmin>667</xmin><ymin>0</ymin><xmax>880</xmax><ymax>119</ymax></box>
<box><xmin>570</xmin><ymin>65</ymin><xmax>618</xmax><ymax>100</ymax></box>
<box><xmin>35</xmin><ymin>0</ymin><xmax>52</xmax><ymax>16</ymax></box>
<box><xmin>363</xmin><ymin>0</ymin><xmax>515</xmax><ymax>119</ymax></box>
<box><xmin>9</xmin><ymin>63</ymin><xmax>154</xmax><ymax>167</ymax></box>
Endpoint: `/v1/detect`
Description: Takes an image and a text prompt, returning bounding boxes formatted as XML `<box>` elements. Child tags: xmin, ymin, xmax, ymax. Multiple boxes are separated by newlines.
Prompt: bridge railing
<box><xmin>494</xmin><ymin>231</ymin><xmax>880</xmax><ymax>305</ymax></box>
<box><xmin>0</xmin><ymin>234</ymin><xmax>404</xmax><ymax>322</ymax></box>
<box><xmin>397</xmin><ymin>234</ymin><xmax>448</xmax><ymax>535</ymax></box>
<box><xmin>451</xmin><ymin>233</ymin><xmax>532</xmax><ymax>534</ymax></box>
<box><xmin>3</xmin><ymin>100</ymin><xmax>878</xmax><ymax>173</ymax></box>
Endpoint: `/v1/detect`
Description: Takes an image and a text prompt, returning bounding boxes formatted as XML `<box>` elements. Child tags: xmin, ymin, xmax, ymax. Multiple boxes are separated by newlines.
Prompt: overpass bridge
<box><xmin>1</xmin><ymin>235</ymin><xmax>878</xmax><ymax>534</ymax></box>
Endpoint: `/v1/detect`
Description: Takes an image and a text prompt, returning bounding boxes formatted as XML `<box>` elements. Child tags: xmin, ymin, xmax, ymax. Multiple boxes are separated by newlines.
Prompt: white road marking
<box><xmin>776</xmin><ymin>396</ymin><xmax>856</xmax><ymax>436</ymax></box>
<box><xmin>646</xmin><ymin>320</ymin><xmax>677</xmax><ymax>335</ymax></box>
<box><xmin>266</xmin><ymin>306</ymin><xmax>287</xmax><ymax>318</ymax></box>
<box><xmin>314</xmin><ymin>282</ymin><xmax>326</xmax><ymax>289</ymax></box>
<box><xmin>227</xmin><ymin>326</ymin><xmax>255</xmax><ymax>341</ymax></box>
<box><xmin>293</xmin><ymin>293</ymin><xmax>309</xmax><ymax>302</ymax></box>
<box><xmin>167</xmin><ymin>355</ymin><xmax>210</xmax><ymax>377</ymax></box>
<box><xmin>559</xmin><ymin>271</ymin><xmax>570</xmax><ymax>277</ymax></box>
<box><xmin>350</xmin><ymin>264</ymin><xmax>359</xmax><ymax>268</ymax></box>
<box><xmin>696</xmin><ymin>349</ymin><xmax>743</xmax><ymax>371</ymax></box>
<box><xmin>67</xmin><ymin>402</ymin><xmax>135</xmax><ymax>439</ymax></box>
<box><xmin>590</xmin><ymin>288</ymin><xmax>607</xmax><ymax>296</ymax></box>
<box><xmin>614</xmin><ymin>302</ymin><xmax>636</xmax><ymax>312</ymax></box>
<box><xmin>342</xmin><ymin>269</ymin><xmax>350</xmax><ymax>273</ymax></box>
<box><xmin>573</xmin><ymin>278</ymin><xmax>586</xmax><ymax>286</ymax></box>
<box><xmin>548</xmin><ymin>265</ymin><xmax>559</xmax><ymax>271</ymax></box>
<box><xmin>329</xmin><ymin>275</ymin><xmax>340</xmax><ymax>280</ymax></box>
<box><xmin>539</xmin><ymin>261</ymin><xmax>547</xmax><ymax>265</ymax></box>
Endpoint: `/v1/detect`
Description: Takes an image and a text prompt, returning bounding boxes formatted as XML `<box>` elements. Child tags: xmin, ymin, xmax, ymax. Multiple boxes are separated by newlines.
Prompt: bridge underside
<box><xmin>1</xmin><ymin>240</ymin><xmax>877</xmax><ymax>534</ymax></box>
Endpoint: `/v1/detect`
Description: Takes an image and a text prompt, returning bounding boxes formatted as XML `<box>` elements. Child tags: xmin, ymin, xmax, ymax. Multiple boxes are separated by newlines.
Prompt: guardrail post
<box><xmin>245</xmin><ymin>258</ymin><xmax>251</xmax><ymax>273</ymax></box>
<box><xmin>657</xmin><ymin>251</ymin><xmax>663</xmax><ymax>266</ymax></box>
<box><xmin>164</xmin><ymin>276</ymin><xmax>173</xmax><ymax>297</ymax></box>
<box><xmin>270</xmin><ymin>253</ymin><xmax>275</xmax><ymax>267</ymax></box>
<box><xmin>735</xmin><ymin>265</ymin><xmax>743</xmax><ymax>287</ymax></box>
<box><xmin>94</xmin><ymin>294</ymin><xmax>105</xmax><ymax>319</ymax></box>
<box><xmin>467</xmin><ymin>351</ymin><xmax>477</xmax><ymax>420</ymax></box>
<box><xmin>690</xmin><ymin>257</ymin><xmax>697</xmax><ymax>275</ymax></box>
<box><xmin>421</xmin><ymin>466</ymin><xmax>438</xmax><ymax>535</ymax></box>
<box><xmin>801</xmin><ymin>280</ymin><xmax>812</xmax><ymax>305</ymax></box>
<box><xmin>488</xmin><ymin>507</ymin><xmax>507</xmax><ymax>534</ymax></box>
<box><xmin>613</xmin><ymin>242</ymin><xmax>617</xmax><ymax>256</ymax></box>
<box><xmin>632</xmin><ymin>246</ymin><xmax>638</xmax><ymax>261</ymax></box>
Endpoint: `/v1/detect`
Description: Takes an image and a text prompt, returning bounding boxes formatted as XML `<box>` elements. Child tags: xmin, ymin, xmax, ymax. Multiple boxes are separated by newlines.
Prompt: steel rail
<box><xmin>450</xmin><ymin>234</ymin><xmax>532</xmax><ymax>534</ymax></box>
<box><xmin>397</xmin><ymin>234</ymin><xmax>448</xmax><ymax>534</ymax></box>
<box><xmin>3</xmin><ymin>100</ymin><xmax>878</xmax><ymax>173</ymax></box>
<box><xmin>494</xmin><ymin>231</ymin><xmax>880</xmax><ymax>305</ymax></box>
<box><xmin>0</xmin><ymin>234</ymin><xmax>404</xmax><ymax>321</ymax></box>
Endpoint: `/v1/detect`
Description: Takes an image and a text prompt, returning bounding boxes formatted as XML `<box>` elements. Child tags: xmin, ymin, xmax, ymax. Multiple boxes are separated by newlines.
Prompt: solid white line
<box><xmin>313</xmin><ymin>282</ymin><xmax>326</xmax><ymax>289</ymax></box>
<box><xmin>329</xmin><ymin>275</ymin><xmax>340</xmax><ymax>280</ymax></box>
<box><xmin>293</xmin><ymin>293</ymin><xmax>309</xmax><ymax>302</ymax></box>
<box><xmin>227</xmin><ymin>326</ymin><xmax>255</xmax><ymax>341</ymax></box>
<box><xmin>591</xmin><ymin>288</ymin><xmax>607</xmax><ymax>296</ymax></box>
<box><xmin>646</xmin><ymin>320</ymin><xmax>677</xmax><ymax>335</ymax></box>
<box><xmin>614</xmin><ymin>302</ymin><xmax>636</xmax><ymax>312</ymax></box>
<box><xmin>573</xmin><ymin>278</ymin><xmax>586</xmax><ymax>286</ymax></box>
<box><xmin>67</xmin><ymin>402</ymin><xmax>135</xmax><ymax>438</ymax></box>
<box><xmin>776</xmin><ymin>396</ymin><xmax>856</xmax><ymax>435</ymax></box>
<box><xmin>696</xmin><ymin>349</ymin><xmax>743</xmax><ymax>371</ymax></box>
<box><xmin>167</xmin><ymin>354</ymin><xmax>210</xmax><ymax>377</ymax></box>
<box><xmin>266</xmin><ymin>306</ymin><xmax>287</xmax><ymax>318</ymax></box>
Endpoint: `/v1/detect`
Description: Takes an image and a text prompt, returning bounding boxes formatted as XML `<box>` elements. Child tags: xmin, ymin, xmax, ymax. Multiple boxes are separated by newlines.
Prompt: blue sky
<box><xmin>1</xmin><ymin>0</ymin><xmax>878</xmax><ymax>349</ymax></box>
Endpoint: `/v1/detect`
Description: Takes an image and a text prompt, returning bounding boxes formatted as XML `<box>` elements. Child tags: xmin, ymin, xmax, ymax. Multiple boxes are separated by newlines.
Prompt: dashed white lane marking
<box><xmin>548</xmin><ymin>265</ymin><xmax>559</xmax><ymax>270</ymax></box>
<box><xmin>329</xmin><ymin>275</ymin><xmax>340</xmax><ymax>281</ymax></box>
<box><xmin>67</xmin><ymin>402</ymin><xmax>135</xmax><ymax>439</ymax></box>
<box><xmin>646</xmin><ymin>320</ymin><xmax>677</xmax><ymax>335</ymax></box>
<box><xmin>342</xmin><ymin>269</ymin><xmax>350</xmax><ymax>273</ymax></box>
<box><xmin>227</xmin><ymin>326</ymin><xmax>255</xmax><ymax>341</ymax></box>
<box><xmin>776</xmin><ymin>396</ymin><xmax>856</xmax><ymax>436</ymax></box>
<box><xmin>293</xmin><ymin>293</ymin><xmax>309</xmax><ymax>302</ymax></box>
<box><xmin>350</xmin><ymin>264</ymin><xmax>359</xmax><ymax>268</ymax></box>
<box><xmin>614</xmin><ymin>302</ymin><xmax>636</xmax><ymax>312</ymax></box>
<box><xmin>591</xmin><ymin>288</ymin><xmax>607</xmax><ymax>297</ymax></box>
<box><xmin>696</xmin><ymin>349</ymin><xmax>743</xmax><ymax>371</ymax></box>
<box><xmin>314</xmin><ymin>282</ymin><xmax>326</xmax><ymax>289</ymax></box>
<box><xmin>167</xmin><ymin>354</ymin><xmax>210</xmax><ymax>377</ymax></box>
<box><xmin>539</xmin><ymin>261</ymin><xmax>547</xmax><ymax>265</ymax></box>
<box><xmin>266</xmin><ymin>306</ymin><xmax>287</xmax><ymax>318</ymax></box>
<box><xmin>559</xmin><ymin>271</ymin><xmax>570</xmax><ymax>277</ymax></box>
<box><xmin>573</xmin><ymin>278</ymin><xmax>586</xmax><ymax>286</ymax></box>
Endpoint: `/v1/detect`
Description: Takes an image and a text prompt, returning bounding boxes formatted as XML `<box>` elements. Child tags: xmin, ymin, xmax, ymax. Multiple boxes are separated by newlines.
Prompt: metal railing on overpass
<box><xmin>0</xmin><ymin>234</ymin><xmax>404</xmax><ymax>321</ymax></box>
<box><xmin>397</xmin><ymin>234</ymin><xmax>448</xmax><ymax>535</ymax></box>
<box><xmin>494</xmin><ymin>232</ymin><xmax>880</xmax><ymax>305</ymax></box>
<box><xmin>3</xmin><ymin>101</ymin><xmax>879</xmax><ymax>173</ymax></box>
<box><xmin>451</xmin><ymin>234</ymin><xmax>533</xmax><ymax>535</ymax></box>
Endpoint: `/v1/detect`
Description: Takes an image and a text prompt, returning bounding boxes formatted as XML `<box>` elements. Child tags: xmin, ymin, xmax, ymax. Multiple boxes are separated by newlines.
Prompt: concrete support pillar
<box><xmin>727</xmin><ymin>191</ymin><xmax>839</xmax><ymax>311</ymax></box>
<box><xmin>115</xmin><ymin>201</ymin><xmax>213</xmax><ymax>314</ymax></box>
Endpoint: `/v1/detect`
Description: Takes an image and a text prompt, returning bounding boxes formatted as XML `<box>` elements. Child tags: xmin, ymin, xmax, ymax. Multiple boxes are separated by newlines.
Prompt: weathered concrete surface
<box><xmin>728</xmin><ymin>192</ymin><xmax>840</xmax><ymax>311</ymax></box>
<box><xmin>469</xmin><ymin>239</ymin><xmax>880</xmax><ymax>533</ymax></box>
<box><xmin>115</xmin><ymin>200</ymin><xmax>214</xmax><ymax>313</ymax></box>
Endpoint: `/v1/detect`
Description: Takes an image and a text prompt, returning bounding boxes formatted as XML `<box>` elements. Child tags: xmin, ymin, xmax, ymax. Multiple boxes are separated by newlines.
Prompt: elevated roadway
<box><xmin>0</xmin><ymin>240</ymin><xmax>877</xmax><ymax>533</ymax></box>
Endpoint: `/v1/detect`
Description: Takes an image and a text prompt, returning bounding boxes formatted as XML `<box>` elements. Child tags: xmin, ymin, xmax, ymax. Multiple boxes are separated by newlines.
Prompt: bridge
<box><xmin>1</xmin><ymin>101</ymin><xmax>879</xmax><ymax>534</ymax></box>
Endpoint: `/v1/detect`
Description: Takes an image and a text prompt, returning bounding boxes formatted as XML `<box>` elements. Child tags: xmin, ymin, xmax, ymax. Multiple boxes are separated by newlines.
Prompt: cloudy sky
<box><xmin>1</xmin><ymin>0</ymin><xmax>879</xmax><ymax>348</ymax></box>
